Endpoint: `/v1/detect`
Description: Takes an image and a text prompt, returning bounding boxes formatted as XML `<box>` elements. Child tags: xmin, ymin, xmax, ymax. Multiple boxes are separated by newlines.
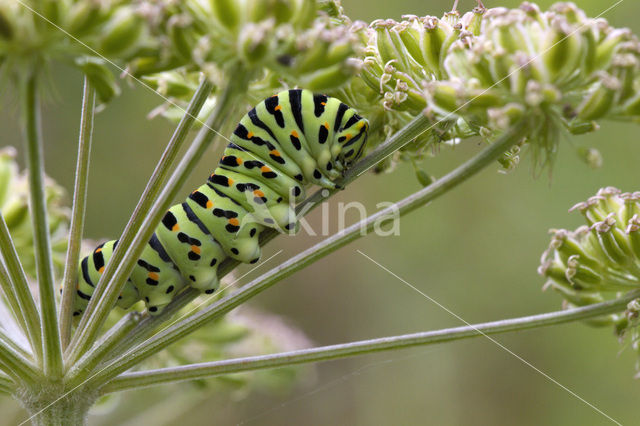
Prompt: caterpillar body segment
<box><xmin>72</xmin><ymin>89</ymin><xmax>369</xmax><ymax>317</ymax></box>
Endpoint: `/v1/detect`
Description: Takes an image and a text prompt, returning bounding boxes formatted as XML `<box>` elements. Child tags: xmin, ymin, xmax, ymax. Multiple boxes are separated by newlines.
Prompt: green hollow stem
<box><xmin>0</xmin><ymin>327</ymin><xmax>41</xmax><ymax>384</ymax></box>
<box><xmin>102</xmin><ymin>113</ymin><xmax>437</xmax><ymax>359</ymax></box>
<box><xmin>103</xmin><ymin>289</ymin><xmax>640</xmax><ymax>393</ymax></box>
<box><xmin>21</xmin><ymin>72</ymin><xmax>63</xmax><ymax>378</ymax></box>
<box><xmin>66</xmin><ymin>74</ymin><xmax>242</xmax><ymax>366</ymax></box>
<box><xmin>85</xmin><ymin>120</ymin><xmax>525</xmax><ymax>386</ymax></box>
<box><xmin>59</xmin><ymin>76</ymin><xmax>96</xmax><ymax>350</ymax></box>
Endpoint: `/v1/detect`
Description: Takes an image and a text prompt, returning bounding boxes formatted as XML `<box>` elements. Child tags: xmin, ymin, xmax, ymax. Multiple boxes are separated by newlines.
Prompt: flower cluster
<box><xmin>356</xmin><ymin>2</ymin><xmax>640</xmax><ymax>172</ymax></box>
<box><xmin>538</xmin><ymin>187</ymin><xmax>640</xmax><ymax>371</ymax></box>
<box><xmin>539</xmin><ymin>187</ymin><xmax>640</xmax><ymax>324</ymax></box>
<box><xmin>0</xmin><ymin>148</ymin><xmax>69</xmax><ymax>279</ymax></box>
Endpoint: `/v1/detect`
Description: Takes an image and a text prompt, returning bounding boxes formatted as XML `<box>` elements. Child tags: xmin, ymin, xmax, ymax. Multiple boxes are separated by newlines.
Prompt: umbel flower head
<box><xmin>539</xmin><ymin>187</ymin><xmax>640</xmax><ymax>367</ymax></box>
<box><xmin>357</xmin><ymin>2</ymin><xmax>640</xmax><ymax>172</ymax></box>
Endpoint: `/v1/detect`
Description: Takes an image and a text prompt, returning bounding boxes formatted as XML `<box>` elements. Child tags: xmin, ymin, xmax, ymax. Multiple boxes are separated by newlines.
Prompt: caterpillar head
<box><xmin>336</xmin><ymin>114</ymin><xmax>369</xmax><ymax>168</ymax></box>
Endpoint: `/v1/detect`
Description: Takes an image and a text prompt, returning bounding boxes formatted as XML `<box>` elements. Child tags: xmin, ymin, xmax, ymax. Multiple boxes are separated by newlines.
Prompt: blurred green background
<box><xmin>2</xmin><ymin>0</ymin><xmax>640</xmax><ymax>424</ymax></box>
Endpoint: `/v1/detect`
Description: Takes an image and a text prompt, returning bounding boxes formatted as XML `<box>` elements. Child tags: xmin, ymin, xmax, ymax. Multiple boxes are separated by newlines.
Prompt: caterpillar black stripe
<box><xmin>72</xmin><ymin>89</ymin><xmax>369</xmax><ymax>316</ymax></box>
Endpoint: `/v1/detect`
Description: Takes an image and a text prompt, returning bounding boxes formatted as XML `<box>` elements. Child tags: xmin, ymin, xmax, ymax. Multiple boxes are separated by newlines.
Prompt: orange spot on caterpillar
<box><xmin>247</xmin><ymin>131</ymin><xmax>254</xmax><ymax>138</ymax></box>
<box><xmin>253</xmin><ymin>190</ymin><xmax>265</xmax><ymax>197</ymax></box>
<box><xmin>357</xmin><ymin>121</ymin><xmax>365</xmax><ymax>129</ymax></box>
<box><xmin>95</xmin><ymin>247</ymin><xmax>102</xmax><ymax>253</ymax></box>
<box><xmin>291</xmin><ymin>130</ymin><xmax>299</xmax><ymax>138</ymax></box>
<box><xmin>270</xmin><ymin>150</ymin><xmax>281</xmax><ymax>156</ymax></box>
<box><xmin>274</xmin><ymin>105</ymin><xmax>282</xmax><ymax>111</ymax></box>
<box><xmin>236</xmin><ymin>157</ymin><xmax>243</xmax><ymax>165</ymax></box>
<box><xmin>228</xmin><ymin>178</ymin><xmax>234</xmax><ymax>185</ymax></box>
<box><xmin>98</xmin><ymin>267</ymin><xmax>105</xmax><ymax>273</ymax></box>
<box><xmin>172</xmin><ymin>224</ymin><xmax>180</xmax><ymax>232</ymax></box>
<box><xmin>148</xmin><ymin>272</ymin><xmax>159</xmax><ymax>281</ymax></box>
<box><xmin>228</xmin><ymin>218</ymin><xmax>239</xmax><ymax>226</ymax></box>
<box><xmin>321</xmin><ymin>102</ymin><xmax>326</xmax><ymax>106</ymax></box>
<box><xmin>191</xmin><ymin>245</ymin><xmax>201</xmax><ymax>255</ymax></box>
<box><xmin>324</xmin><ymin>122</ymin><xmax>329</xmax><ymax>129</ymax></box>
<box><xmin>260</xmin><ymin>165</ymin><xmax>272</xmax><ymax>173</ymax></box>
<box><xmin>345</xmin><ymin>133</ymin><xmax>353</xmax><ymax>140</ymax></box>
<box><xmin>206</xmin><ymin>200</ymin><xmax>213</xmax><ymax>209</ymax></box>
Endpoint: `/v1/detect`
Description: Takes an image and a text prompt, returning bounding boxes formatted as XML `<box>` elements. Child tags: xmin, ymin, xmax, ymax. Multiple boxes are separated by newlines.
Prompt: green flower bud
<box><xmin>238</xmin><ymin>20</ymin><xmax>274</xmax><ymax>65</ymax></box>
<box><xmin>210</xmin><ymin>0</ymin><xmax>240</xmax><ymax>31</ymax></box>
<box><xmin>75</xmin><ymin>58</ymin><xmax>120</xmax><ymax>105</ymax></box>
<box><xmin>142</xmin><ymin>72</ymin><xmax>197</xmax><ymax>99</ymax></box>
<box><xmin>577</xmin><ymin>74</ymin><xmax>620</xmax><ymax>121</ymax></box>
<box><xmin>99</xmin><ymin>8</ymin><xmax>144</xmax><ymax>57</ymax></box>
<box><xmin>575</xmin><ymin>146</ymin><xmax>602</xmax><ymax>169</ymax></box>
<box><xmin>421</xmin><ymin>17</ymin><xmax>450</xmax><ymax>76</ymax></box>
<box><xmin>542</xmin><ymin>17</ymin><xmax>583</xmax><ymax>82</ymax></box>
<box><xmin>301</xmin><ymin>61</ymin><xmax>357</xmax><ymax>91</ymax></box>
<box><xmin>66</xmin><ymin>1</ymin><xmax>103</xmax><ymax>37</ymax></box>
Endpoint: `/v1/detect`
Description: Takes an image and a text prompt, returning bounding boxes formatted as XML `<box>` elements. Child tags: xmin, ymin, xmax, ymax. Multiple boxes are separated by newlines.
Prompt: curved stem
<box><xmin>103</xmin><ymin>290</ymin><xmax>640</xmax><ymax>393</ymax></box>
<box><xmin>66</xmin><ymin>74</ymin><xmax>241</xmax><ymax>366</ymax></box>
<box><xmin>105</xmin><ymin>113</ymin><xmax>437</xmax><ymax>357</ymax></box>
<box><xmin>21</xmin><ymin>72</ymin><xmax>63</xmax><ymax>377</ymax></box>
<box><xmin>85</xmin><ymin>120</ymin><xmax>525</xmax><ymax>387</ymax></box>
<box><xmin>59</xmin><ymin>76</ymin><xmax>96</xmax><ymax>350</ymax></box>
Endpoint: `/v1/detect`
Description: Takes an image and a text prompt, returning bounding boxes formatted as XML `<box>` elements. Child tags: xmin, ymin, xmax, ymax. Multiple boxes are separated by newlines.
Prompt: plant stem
<box><xmin>102</xmin><ymin>290</ymin><xmax>640</xmax><ymax>393</ymax></box>
<box><xmin>66</xmin><ymin>74</ymin><xmax>242</xmax><ymax>366</ymax></box>
<box><xmin>66</xmin><ymin>312</ymin><xmax>140</xmax><ymax>384</ymax></box>
<box><xmin>88</xmin><ymin>120</ymin><xmax>525</xmax><ymax>386</ymax></box>
<box><xmin>0</xmin><ymin>374</ymin><xmax>12</xmax><ymax>394</ymax></box>
<box><xmin>0</xmin><ymin>221</ymin><xmax>41</xmax><ymax>358</ymax></box>
<box><xmin>0</xmin><ymin>327</ymin><xmax>41</xmax><ymax>384</ymax></box>
<box><xmin>59</xmin><ymin>76</ymin><xmax>96</xmax><ymax>350</ymax></box>
<box><xmin>106</xmin><ymin>113</ymin><xmax>437</xmax><ymax>356</ymax></box>
<box><xmin>21</xmin><ymin>72</ymin><xmax>63</xmax><ymax>378</ymax></box>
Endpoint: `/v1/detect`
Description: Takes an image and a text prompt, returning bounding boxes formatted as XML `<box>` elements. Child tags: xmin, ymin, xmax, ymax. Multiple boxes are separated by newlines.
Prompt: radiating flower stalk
<box><xmin>539</xmin><ymin>187</ymin><xmax>640</xmax><ymax>371</ymax></box>
<box><xmin>0</xmin><ymin>1</ymin><xmax>639</xmax><ymax>425</ymax></box>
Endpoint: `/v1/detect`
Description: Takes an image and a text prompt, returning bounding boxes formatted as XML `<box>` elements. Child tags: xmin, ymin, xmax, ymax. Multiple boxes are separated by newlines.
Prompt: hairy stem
<box><xmin>21</xmin><ymin>72</ymin><xmax>63</xmax><ymax>377</ymax></box>
<box><xmin>103</xmin><ymin>290</ymin><xmax>640</xmax><ymax>393</ymax></box>
<box><xmin>67</xmin><ymin>74</ymin><xmax>241</xmax><ymax>366</ymax></box>
<box><xmin>88</xmin><ymin>121</ymin><xmax>525</xmax><ymax>386</ymax></box>
<box><xmin>0</xmin><ymin>374</ymin><xmax>12</xmax><ymax>394</ymax></box>
<box><xmin>0</xmin><ymin>218</ymin><xmax>41</xmax><ymax>359</ymax></box>
<box><xmin>106</xmin><ymin>113</ymin><xmax>437</xmax><ymax>356</ymax></box>
<box><xmin>0</xmin><ymin>328</ymin><xmax>40</xmax><ymax>384</ymax></box>
<box><xmin>59</xmin><ymin>76</ymin><xmax>96</xmax><ymax>350</ymax></box>
<box><xmin>67</xmin><ymin>312</ymin><xmax>140</xmax><ymax>381</ymax></box>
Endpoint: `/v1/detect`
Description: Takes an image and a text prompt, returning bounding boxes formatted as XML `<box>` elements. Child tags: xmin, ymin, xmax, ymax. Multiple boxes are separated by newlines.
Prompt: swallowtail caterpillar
<box><xmin>73</xmin><ymin>89</ymin><xmax>369</xmax><ymax>317</ymax></box>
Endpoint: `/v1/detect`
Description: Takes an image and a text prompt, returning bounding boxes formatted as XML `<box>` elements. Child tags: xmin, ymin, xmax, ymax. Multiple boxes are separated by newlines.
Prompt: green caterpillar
<box><xmin>73</xmin><ymin>89</ymin><xmax>369</xmax><ymax>317</ymax></box>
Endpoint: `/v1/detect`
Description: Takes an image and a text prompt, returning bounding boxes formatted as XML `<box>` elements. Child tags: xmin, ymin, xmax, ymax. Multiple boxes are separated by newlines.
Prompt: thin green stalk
<box><xmin>64</xmin><ymin>78</ymin><xmax>214</xmax><ymax>361</ymax></box>
<box><xmin>59</xmin><ymin>76</ymin><xmax>96</xmax><ymax>350</ymax></box>
<box><xmin>0</xmin><ymin>234</ymin><xmax>36</xmax><ymax>353</ymax></box>
<box><xmin>0</xmin><ymin>216</ymin><xmax>42</xmax><ymax>362</ymax></box>
<box><xmin>0</xmin><ymin>328</ymin><xmax>41</xmax><ymax>384</ymax></box>
<box><xmin>105</xmin><ymin>113</ymin><xmax>437</xmax><ymax>357</ymax></box>
<box><xmin>0</xmin><ymin>374</ymin><xmax>12</xmax><ymax>394</ymax></box>
<box><xmin>21</xmin><ymin>72</ymin><xmax>62</xmax><ymax>377</ymax></box>
<box><xmin>86</xmin><ymin>120</ymin><xmax>525</xmax><ymax>387</ymax></box>
<box><xmin>67</xmin><ymin>73</ymin><xmax>244</xmax><ymax>366</ymax></box>
<box><xmin>66</xmin><ymin>312</ymin><xmax>140</xmax><ymax>380</ymax></box>
<box><xmin>103</xmin><ymin>289</ymin><xmax>640</xmax><ymax>393</ymax></box>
